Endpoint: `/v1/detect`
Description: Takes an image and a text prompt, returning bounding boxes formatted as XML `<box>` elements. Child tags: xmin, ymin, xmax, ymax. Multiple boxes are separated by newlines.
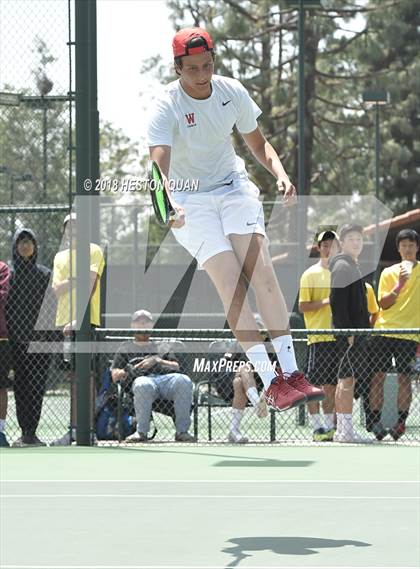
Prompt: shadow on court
<box><xmin>222</xmin><ymin>536</ymin><xmax>371</xmax><ymax>566</ymax></box>
<box><xmin>107</xmin><ymin>447</ymin><xmax>314</xmax><ymax>468</ymax></box>
<box><xmin>213</xmin><ymin>459</ymin><xmax>313</xmax><ymax>467</ymax></box>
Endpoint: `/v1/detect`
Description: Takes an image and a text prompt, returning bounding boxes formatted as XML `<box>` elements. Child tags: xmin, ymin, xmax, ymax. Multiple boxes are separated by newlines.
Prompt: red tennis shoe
<box><xmin>264</xmin><ymin>372</ymin><xmax>307</xmax><ymax>412</ymax></box>
<box><xmin>287</xmin><ymin>371</ymin><xmax>325</xmax><ymax>403</ymax></box>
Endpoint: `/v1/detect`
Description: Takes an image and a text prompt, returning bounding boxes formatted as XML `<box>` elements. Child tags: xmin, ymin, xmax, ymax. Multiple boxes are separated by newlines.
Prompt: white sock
<box><xmin>0</xmin><ymin>419</ymin><xmax>5</xmax><ymax>433</ymax></box>
<box><xmin>231</xmin><ymin>408</ymin><xmax>244</xmax><ymax>433</ymax></box>
<box><xmin>310</xmin><ymin>413</ymin><xmax>323</xmax><ymax>430</ymax></box>
<box><xmin>337</xmin><ymin>413</ymin><xmax>353</xmax><ymax>435</ymax></box>
<box><xmin>324</xmin><ymin>413</ymin><xmax>335</xmax><ymax>430</ymax></box>
<box><xmin>246</xmin><ymin>387</ymin><xmax>259</xmax><ymax>406</ymax></box>
<box><xmin>272</xmin><ymin>335</ymin><xmax>298</xmax><ymax>375</ymax></box>
<box><xmin>245</xmin><ymin>344</ymin><xmax>276</xmax><ymax>389</ymax></box>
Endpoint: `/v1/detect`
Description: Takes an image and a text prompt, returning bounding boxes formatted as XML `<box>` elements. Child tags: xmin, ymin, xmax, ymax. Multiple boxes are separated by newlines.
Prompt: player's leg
<box><xmin>203</xmin><ymin>251</ymin><xmax>275</xmax><ymax>386</ymax></box>
<box><xmin>229</xmin><ymin>233</ymin><xmax>291</xmax><ymax>341</ymax></box>
<box><xmin>159</xmin><ymin>372</ymin><xmax>195</xmax><ymax>442</ymax></box>
<box><xmin>26</xmin><ymin>352</ymin><xmax>50</xmax><ymax>445</ymax></box>
<box><xmin>174</xmin><ymin>192</ymin><xmax>305</xmax><ymax>411</ymax></box>
<box><xmin>203</xmin><ymin>250</ymin><xmax>306</xmax><ymax>412</ymax></box>
<box><xmin>397</xmin><ymin>372</ymin><xmax>412</xmax><ymax>413</ymax></box>
<box><xmin>229</xmin><ymin>374</ymin><xmax>249</xmax><ymax>443</ymax></box>
<box><xmin>237</xmin><ymin>366</ymin><xmax>268</xmax><ymax>418</ymax></box>
<box><xmin>305</xmin><ymin>342</ymin><xmax>331</xmax><ymax>440</ymax></box>
<box><xmin>0</xmin><ymin>388</ymin><xmax>8</xmax><ymax>447</ymax></box>
<box><xmin>370</xmin><ymin>372</ymin><xmax>386</xmax><ymax>411</ymax></box>
<box><xmin>308</xmin><ymin>341</ymin><xmax>337</xmax><ymax>441</ymax></box>
<box><xmin>389</xmin><ymin>339</ymin><xmax>417</xmax><ymax>440</ymax></box>
<box><xmin>322</xmin><ymin>384</ymin><xmax>336</xmax><ymax>437</ymax></box>
<box><xmin>0</xmin><ymin>341</ymin><xmax>11</xmax><ymax>447</ymax></box>
<box><xmin>333</xmin><ymin>339</ymin><xmax>366</xmax><ymax>442</ymax></box>
<box><xmin>11</xmin><ymin>343</ymin><xmax>26</xmax><ymax>442</ymax></box>
<box><xmin>368</xmin><ymin>336</ymin><xmax>391</xmax><ymax>439</ymax></box>
<box><xmin>389</xmin><ymin>372</ymin><xmax>411</xmax><ymax>441</ymax></box>
<box><xmin>229</xmin><ymin>233</ymin><xmax>324</xmax><ymax>402</ymax></box>
<box><xmin>215</xmin><ymin>370</ymin><xmax>248</xmax><ymax>442</ymax></box>
<box><xmin>126</xmin><ymin>376</ymin><xmax>158</xmax><ymax>442</ymax></box>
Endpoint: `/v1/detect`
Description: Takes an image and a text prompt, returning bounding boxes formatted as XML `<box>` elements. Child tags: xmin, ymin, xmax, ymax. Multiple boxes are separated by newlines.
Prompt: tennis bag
<box><xmin>95</xmin><ymin>368</ymin><xmax>136</xmax><ymax>440</ymax></box>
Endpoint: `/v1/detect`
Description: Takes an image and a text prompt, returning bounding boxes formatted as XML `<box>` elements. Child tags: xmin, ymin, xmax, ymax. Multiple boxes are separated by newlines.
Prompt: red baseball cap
<box><xmin>172</xmin><ymin>27</ymin><xmax>214</xmax><ymax>58</ymax></box>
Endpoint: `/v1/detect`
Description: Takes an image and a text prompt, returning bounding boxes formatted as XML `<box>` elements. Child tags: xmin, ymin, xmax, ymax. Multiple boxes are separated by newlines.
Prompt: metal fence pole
<box><xmin>75</xmin><ymin>0</ymin><xmax>94</xmax><ymax>446</ymax></box>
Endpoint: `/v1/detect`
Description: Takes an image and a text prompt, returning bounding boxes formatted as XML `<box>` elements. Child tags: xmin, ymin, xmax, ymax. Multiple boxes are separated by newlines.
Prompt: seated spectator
<box><xmin>6</xmin><ymin>229</ymin><xmax>54</xmax><ymax>447</ymax></box>
<box><xmin>212</xmin><ymin>315</ymin><xmax>268</xmax><ymax>443</ymax></box>
<box><xmin>0</xmin><ymin>258</ymin><xmax>11</xmax><ymax>447</ymax></box>
<box><xmin>111</xmin><ymin>309</ymin><xmax>195</xmax><ymax>443</ymax></box>
<box><xmin>369</xmin><ymin>229</ymin><xmax>420</xmax><ymax>441</ymax></box>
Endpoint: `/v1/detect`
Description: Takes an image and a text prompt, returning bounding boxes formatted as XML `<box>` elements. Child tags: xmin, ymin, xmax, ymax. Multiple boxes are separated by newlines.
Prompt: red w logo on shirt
<box><xmin>185</xmin><ymin>113</ymin><xmax>195</xmax><ymax>125</ymax></box>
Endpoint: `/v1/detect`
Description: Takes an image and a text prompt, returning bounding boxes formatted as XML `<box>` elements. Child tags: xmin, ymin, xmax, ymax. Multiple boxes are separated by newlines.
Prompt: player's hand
<box><xmin>63</xmin><ymin>320</ymin><xmax>76</xmax><ymax>337</ymax></box>
<box><xmin>134</xmin><ymin>356</ymin><xmax>159</xmax><ymax>370</ymax></box>
<box><xmin>169</xmin><ymin>204</ymin><xmax>185</xmax><ymax>229</ymax></box>
<box><xmin>112</xmin><ymin>369</ymin><xmax>127</xmax><ymax>382</ymax></box>
<box><xmin>277</xmin><ymin>178</ymin><xmax>297</xmax><ymax>206</ymax></box>
<box><xmin>347</xmin><ymin>335</ymin><xmax>354</xmax><ymax>346</ymax></box>
<box><xmin>398</xmin><ymin>265</ymin><xmax>410</xmax><ymax>288</ymax></box>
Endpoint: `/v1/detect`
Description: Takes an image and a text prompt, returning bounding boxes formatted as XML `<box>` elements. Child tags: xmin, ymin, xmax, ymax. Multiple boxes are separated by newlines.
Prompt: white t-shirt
<box><xmin>146</xmin><ymin>75</ymin><xmax>262</xmax><ymax>193</ymax></box>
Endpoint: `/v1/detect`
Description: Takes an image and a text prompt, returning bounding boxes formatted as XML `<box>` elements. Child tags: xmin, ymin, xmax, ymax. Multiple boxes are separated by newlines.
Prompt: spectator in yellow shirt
<box><xmin>299</xmin><ymin>230</ymin><xmax>339</xmax><ymax>442</ymax></box>
<box><xmin>370</xmin><ymin>229</ymin><xmax>419</xmax><ymax>441</ymax></box>
<box><xmin>51</xmin><ymin>213</ymin><xmax>105</xmax><ymax>445</ymax></box>
<box><xmin>52</xmin><ymin>213</ymin><xmax>104</xmax><ymax>329</ymax></box>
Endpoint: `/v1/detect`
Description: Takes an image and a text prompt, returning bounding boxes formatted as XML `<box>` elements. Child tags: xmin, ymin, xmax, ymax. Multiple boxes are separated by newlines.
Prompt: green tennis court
<box><xmin>1</xmin><ymin>445</ymin><xmax>418</xmax><ymax>569</ymax></box>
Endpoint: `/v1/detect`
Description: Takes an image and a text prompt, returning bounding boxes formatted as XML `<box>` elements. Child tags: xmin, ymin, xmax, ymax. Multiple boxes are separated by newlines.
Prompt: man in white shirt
<box><xmin>147</xmin><ymin>27</ymin><xmax>324</xmax><ymax>414</ymax></box>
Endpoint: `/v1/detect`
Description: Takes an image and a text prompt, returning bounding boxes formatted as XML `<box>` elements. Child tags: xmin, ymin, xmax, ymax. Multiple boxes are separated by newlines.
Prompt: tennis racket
<box><xmin>148</xmin><ymin>160</ymin><xmax>178</xmax><ymax>226</ymax></box>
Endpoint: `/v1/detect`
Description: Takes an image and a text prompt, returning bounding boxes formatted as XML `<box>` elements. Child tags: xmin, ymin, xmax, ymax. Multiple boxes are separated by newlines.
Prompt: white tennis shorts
<box><xmin>171</xmin><ymin>176</ymin><xmax>266</xmax><ymax>267</ymax></box>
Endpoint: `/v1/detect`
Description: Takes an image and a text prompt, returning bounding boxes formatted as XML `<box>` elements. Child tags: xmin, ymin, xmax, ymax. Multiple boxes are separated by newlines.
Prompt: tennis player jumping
<box><xmin>147</xmin><ymin>27</ymin><xmax>324</xmax><ymax>412</ymax></box>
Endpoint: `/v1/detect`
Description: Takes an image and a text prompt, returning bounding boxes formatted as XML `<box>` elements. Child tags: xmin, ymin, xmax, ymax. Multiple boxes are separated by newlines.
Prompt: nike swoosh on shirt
<box><xmin>222</xmin><ymin>100</ymin><xmax>231</xmax><ymax>106</ymax></box>
<box><xmin>246</xmin><ymin>222</ymin><xmax>257</xmax><ymax>226</ymax></box>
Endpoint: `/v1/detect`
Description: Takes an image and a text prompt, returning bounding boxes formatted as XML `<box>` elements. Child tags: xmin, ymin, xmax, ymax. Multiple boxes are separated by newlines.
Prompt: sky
<box><xmin>0</xmin><ymin>0</ymin><xmax>177</xmax><ymax>150</ymax></box>
<box><xmin>96</xmin><ymin>0</ymin><xmax>175</xmax><ymax>147</ymax></box>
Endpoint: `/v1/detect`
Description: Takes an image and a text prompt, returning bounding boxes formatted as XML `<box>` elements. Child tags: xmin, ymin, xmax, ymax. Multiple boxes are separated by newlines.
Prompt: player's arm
<box><xmin>149</xmin><ymin>145</ymin><xmax>185</xmax><ymax>228</ymax></box>
<box><xmin>241</xmin><ymin>126</ymin><xmax>296</xmax><ymax>204</ymax></box>
<box><xmin>378</xmin><ymin>266</ymin><xmax>409</xmax><ymax>310</ymax></box>
<box><xmin>299</xmin><ymin>299</ymin><xmax>330</xmax><ymax>313</ymax></box>
<box><xmin>52</xmin><ymin>272</ymin><xmax>99</xmax><ymax>298</ymax></box>
<box><xmin>0</xmin><ymin>263</ymin><xmax>10</xmax><ymax>308</ymax></box>
<box><xmin>149</xmin><ymin>145</ymin><xmax>171</xmax><ymax>180</ymax></box>
<box><xmin>298</xmin><ymin>274</ymin><xmax>329</xmax><ymax>313</ymax></box>
<box><xmin>110</xmin><ymin>351</ymin><xmax>128</xmax><ymax>382</ymax></box>
<box><xmin>111</xmin><ymin>367</ymin><xmax>127</xmax><ymax>382</ymax></box>
<box><xmin>330</xmin><ymin>261</ymin><xmax>353</xmax><ymax>343</ymax></box>
<box><xmin>365</xmin><ymin>283</ymin><xmax>379</xmax><ymax>326</ymax></box>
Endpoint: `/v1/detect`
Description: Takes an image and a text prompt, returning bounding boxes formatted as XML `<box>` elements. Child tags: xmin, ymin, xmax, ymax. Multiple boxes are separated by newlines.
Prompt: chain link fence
<box><xmin>2</xmin><ymin>278</ymin><xmax>419</xmax><ymax>446</ymax></box>
<box><xmin>0</xmin><ymin>0</ymin><xmax>73</xmax><ymax>448</ymax></box>
<box><xmin>87</xmin><ymin>328</ymin><xmax>419</xmax><ymax>446</ymax></box>
<box><xmin>0</xmin><ymin>0</ymin><xmax>73</xmax><ymax>225</ymax></box>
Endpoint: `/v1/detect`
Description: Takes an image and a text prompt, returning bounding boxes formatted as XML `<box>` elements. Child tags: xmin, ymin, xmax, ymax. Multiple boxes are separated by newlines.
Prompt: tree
<box><xmin>145</xmin><ymin>0</ymin><xmax>418</xmax><ymax>214</ymax></box>
<box><xmin>354</xmin><ymin>0</ymin><xmax>420</xmax><ymax>212</ymax></box>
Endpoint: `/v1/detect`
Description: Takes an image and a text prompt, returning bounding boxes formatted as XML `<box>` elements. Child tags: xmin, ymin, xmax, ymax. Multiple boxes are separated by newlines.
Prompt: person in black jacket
<box><xmin>6</xmin><ymin>229</ymin><xmax>54</xmax><ymax>447</ymax></box>
<box><xmin>329</xmin><ymin>224</ymin><xmax>371</xmax><ymax>443</ymax></box>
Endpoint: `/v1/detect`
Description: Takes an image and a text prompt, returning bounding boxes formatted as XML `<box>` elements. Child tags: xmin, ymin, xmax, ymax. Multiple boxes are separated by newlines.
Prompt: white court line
<box><xmin>1</xmin><ymin>479</ymin><xmax>418</xmax><ymax>483</ymax></box>
<box><xmin>1</xmin><ymin>494</ymin><xmax>418</xmax><ymax>499</ymax></box>
<box><xmin>1</xmin><ymin>565</ymin><xmax>417</xmax><ymax>569</ymax></box>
